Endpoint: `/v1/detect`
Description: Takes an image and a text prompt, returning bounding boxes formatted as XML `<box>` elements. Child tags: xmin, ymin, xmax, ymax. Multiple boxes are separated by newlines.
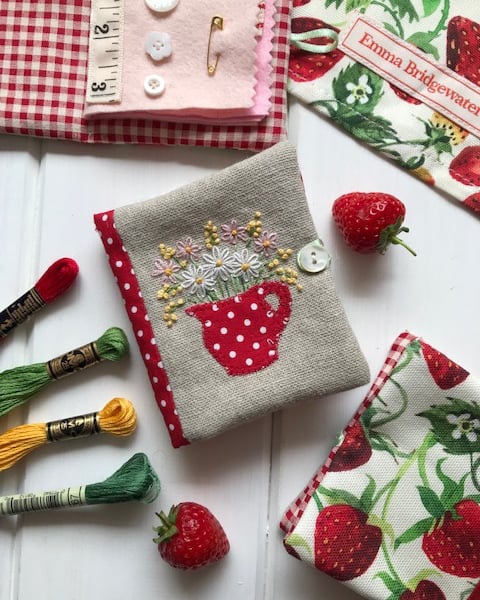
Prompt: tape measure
<box><xmin>86</xmin><ymin>0</ymin><xmax>124</xmax><ymax>104</ymax></box>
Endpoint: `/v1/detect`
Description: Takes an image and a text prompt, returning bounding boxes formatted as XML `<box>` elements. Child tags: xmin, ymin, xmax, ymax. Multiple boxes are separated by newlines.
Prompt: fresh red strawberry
<box><xmin>329</xmin><ymin>420</ymin><xmax>372</xmax><ymax>472</ymax></box>
<box><xmin>421</xmin><ymin>341</ymin><xmax>469</xmax><ymax>389</ymax></box>
<box><xmin>332</xmin><ymin>192</ymin><xmax>416</xmax><ymax>255</ymax></box>
<box><xmin>388</xmin><ymin>82</ymin><xmax>422</xmax><ymax>105</ymax></box>
<box><xmin>464</xmin><ymin>192</ymin><xmax>480</xmax><ymax>213</ymax></box>
<box><xmin>446</xmin><ymin>16</ymin><xmax>480</xmax><ymax>87</ymax></box>
<box><xmin>399</xmin><ymin>580</ymin><xmax>446</xmax><ymax>600</ymax></box>
<box><xmin>289</xmin><ymin>18</ymin><xmax>345</xmax><ymax>83</ymax></box>
<box><xmin>449</xmin><ymin>146</ymin><xmax>480</xmax><ymax>186</ymax></box>
<box><xmin>153</xmin><ymin>502</ymin><xmax>230</xmax><ymax>569</ymax></box>
<box><xmin>314</xmin><ymin>504</ymin><xmax>382</xmax><ymax>580</ymax></box>
<box><xmin>422</xmin><ymin>499</ymin><xmax>480</xmax><ymax>578</ymax></box>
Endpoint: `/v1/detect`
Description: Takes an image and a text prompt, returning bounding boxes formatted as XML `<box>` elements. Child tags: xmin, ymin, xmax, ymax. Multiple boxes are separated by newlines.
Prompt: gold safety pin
<box><xmin>207</xmin><ymin>16</ymin><xmax>224</xmax><ymax>76</ymax></box>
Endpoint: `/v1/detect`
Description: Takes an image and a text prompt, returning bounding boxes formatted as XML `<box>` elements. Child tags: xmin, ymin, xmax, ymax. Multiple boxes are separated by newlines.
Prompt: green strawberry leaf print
<box><xmin>405</xmin><ymin>32</ymin><xmax>440</xmax><ymax>60</ymax></box>
<box><xmin>374</xmin><ymin>571</ymin><xmax>405</xmax><ymax>595</ymax></box>
<box><xmin>417</xmin><ymin>486</ymin><xmax>445</xmax><ymax>518</ymax></box>
<box><xmin>394</xmin><ymin>516</ymin><xmax>435</xmax><ymax>549</ymax></box>
<box><xmin>422</xmin><ymin>0</ymin><xmax>442</xmax><ymax>18</ymax></box>
<box><xmin>418</xmin><ymin>398</ymin><xmax>480</xmax><ymax>455</ymax></box>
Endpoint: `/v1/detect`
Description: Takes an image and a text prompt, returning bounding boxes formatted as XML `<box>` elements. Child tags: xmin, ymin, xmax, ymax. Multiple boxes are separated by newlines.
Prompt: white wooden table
<box><xmin>1</xmin><ymin>100</ymin><xmax>479</xmax><ymax>600</ymax></box>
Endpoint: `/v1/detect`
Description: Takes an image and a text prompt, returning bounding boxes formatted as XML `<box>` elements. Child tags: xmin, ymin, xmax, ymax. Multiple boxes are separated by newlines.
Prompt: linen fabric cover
<box><xmin>281</xmin><ymin>331</ymin><xmax>480</xmax><ymax>600</ymax></box>
<box><xmin>94</xmin><ymin>141</ymin><xmax>369</xmax><ymax>447</ymax></box>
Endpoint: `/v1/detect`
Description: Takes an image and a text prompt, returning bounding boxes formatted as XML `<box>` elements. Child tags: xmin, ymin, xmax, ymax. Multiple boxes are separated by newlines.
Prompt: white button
<box><xmin>297</xmin><ymin>239</ymin><xmax>331</xmax><ymax>273</ymax></box>
<box><xmin>145</xmin><ymin>32</ymin><xmax>172</xmax><ymax>61</ymax></box>
<box><xmin>144</xmin><ymin>74</ymin><xmax>166</xmax><ymax>97</ymax></box>
<box><xmin>144</xmin><ymin>0</ymin><xmax>179</xmax><ymax>12</ymax></box>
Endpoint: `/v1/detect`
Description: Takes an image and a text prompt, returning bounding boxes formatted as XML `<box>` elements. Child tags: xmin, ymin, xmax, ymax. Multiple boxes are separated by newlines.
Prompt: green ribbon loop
<box><xmin>290</xmin><ymin>28</ymin><xmax>339</xmax><ymax>54</ymax></box>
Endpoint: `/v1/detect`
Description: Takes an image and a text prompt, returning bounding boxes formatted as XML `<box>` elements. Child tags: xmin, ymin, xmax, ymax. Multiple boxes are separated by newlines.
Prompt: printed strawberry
<box><xmin>388</xmin><ymin>82</ymin><xmax>422</xmax><ymax>105</ymax></box>
<box><xmin>446</xmin><ymin>16</ymin><xmax>480</xmax><ymax>87</ymax></box>
<box><xmin>421</xmin><ymin>341</ymin><xmax>469</xmax><ymax>389</ymax></box>
<box><xmin>399</xmin><ymin>580</ymin><xmax>446</xmax><ymax>600</ymax></box>
<box><xmin>153</xmin><ymin>502</ymin><xmax>230</xmax><ymax>569</ymax></box>
<box><xmin>422</xmin><ymin>499</ymin><xmax>480</xmax><ymax>578</ymax></box>
<box><xmin>329</xmin><ymin>420</ymin><xmax>372</xmax><ymax>472</ymax></box>
<box><xmin>431</xmin><ymin>112</ymin><xmax>469</xmax><ymax>146</ymax></box>
<box><xmin>314</xmin><ymin>504</ymin><xmax>382</xmax><ymax>580</ymax></box>
<box><xmin>449</xmin><ymin>146</ymin><xmax>480</xmax><ymax>186</ymax></box>
<box><xmin>332</xmin><ymin>192</ymin><xmax>416</xmax><ymax>255</ymax></box>
<box><xmin>464</xmin><ymin>192</ymin><xmax>480</xmax><ymax>213</ymax></box>
<box><xmin>467</xmin><ymin>584</ymin><xmax>480</xmax><ymax>600</ymax></box>
<box><xmin>289</xmin><ymin>17</ymin><xmax>345</xmax><ymax>83</ymax></box>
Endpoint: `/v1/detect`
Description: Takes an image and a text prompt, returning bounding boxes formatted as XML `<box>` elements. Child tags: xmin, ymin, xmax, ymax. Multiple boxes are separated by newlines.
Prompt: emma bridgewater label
<box><xmin>338</xmin><ymin>13</ymin><xmax>480</xmax><ymax>138</ymax></box>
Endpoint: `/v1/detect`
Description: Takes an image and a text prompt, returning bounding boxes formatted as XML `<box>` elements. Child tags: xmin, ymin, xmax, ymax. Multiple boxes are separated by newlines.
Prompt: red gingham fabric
<box><xmin>0</xmin><ymin>0</ymin><xmax>290</xmax><ymax>151</ymax></box>
<box><xmin>279</xmin><ymin>331</ymin><xmax>416</xmax><ymax>535</ymax></box>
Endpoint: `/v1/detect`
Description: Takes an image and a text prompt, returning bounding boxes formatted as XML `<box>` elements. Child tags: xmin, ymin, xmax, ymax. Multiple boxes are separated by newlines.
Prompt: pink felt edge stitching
<box><xmin>279</xmin><ymin>330</ymin><xmax>417</xmax><ymax>535</ymax></box>
<box><xmin>93</xmin><ymin>209</ymin><xmax>188</xmax><ymax>448</ymax></box>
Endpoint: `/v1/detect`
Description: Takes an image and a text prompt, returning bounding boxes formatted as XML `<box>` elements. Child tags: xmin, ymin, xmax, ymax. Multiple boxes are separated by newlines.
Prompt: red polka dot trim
<box><xmin>94</xmin><ymin>210</ymin><xmax>188</xmax><ymax>448</ymax></box>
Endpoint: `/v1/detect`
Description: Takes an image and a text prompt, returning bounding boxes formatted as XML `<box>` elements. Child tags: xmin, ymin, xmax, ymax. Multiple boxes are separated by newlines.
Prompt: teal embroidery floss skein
<box><xmin>0</xmin><ymin>453</ymin><xmax>161</xmax><ymax>516</ymax></box>
<box><xmin>0</xmin><ymin>326</ymin><xmax>129</xmax><ymax>416</ymax></box>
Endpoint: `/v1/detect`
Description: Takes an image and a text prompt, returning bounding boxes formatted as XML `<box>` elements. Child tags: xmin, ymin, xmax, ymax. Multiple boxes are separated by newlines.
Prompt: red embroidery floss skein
<box><xmin>0</xmin><ymin>257</ymin><xmax>79</xmax><ymax>341</ymax></box>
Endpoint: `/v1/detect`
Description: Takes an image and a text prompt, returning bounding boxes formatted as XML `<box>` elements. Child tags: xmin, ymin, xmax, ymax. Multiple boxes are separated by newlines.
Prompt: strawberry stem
<box><xmin>390</xmin><ymin>227</ymin><xmax>417</xmax><ymax>256</ymax></box>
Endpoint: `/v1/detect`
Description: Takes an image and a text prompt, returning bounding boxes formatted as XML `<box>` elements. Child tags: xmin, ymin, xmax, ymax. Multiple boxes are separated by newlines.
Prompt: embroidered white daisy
<box><xmin>202</xmin><ymin>246</ymin><xmax>235</xmax><ymax>281</ymax></box>
<box><xmin>181</xmin><ymin>263</ymin><xmax>216</xmax><ymax>297</ymax></box>
<box><xmin>231</xmin><ymin>248</ymin><xmax>262</xmax><ymax>282</ymax></box>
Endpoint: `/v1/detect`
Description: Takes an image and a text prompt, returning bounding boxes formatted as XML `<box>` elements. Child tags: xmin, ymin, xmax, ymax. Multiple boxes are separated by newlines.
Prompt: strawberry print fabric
<box><xmin>288</xmin><ymin>0</ymin><xmax>480</xmax><ymax>213</ymax></box>
<box><xmin>281</xmin><ymin>331</ymin><xmax>480</xmax><ymax>599</ymax></box>
<box><xmin>0</xmin><ymin>0</ymin><xmax>290</xmax><ymax>151</ymax></box>
<box><xmin>94</xmin><ymin>141</ymin><xmax>370</xmax><ymax>447</ymax></box>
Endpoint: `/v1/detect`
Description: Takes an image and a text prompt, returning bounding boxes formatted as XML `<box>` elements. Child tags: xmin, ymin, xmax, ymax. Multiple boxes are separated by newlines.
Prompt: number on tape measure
<box><xmin>86</xmin><ymin>0</ymin><xmax>124</xmax><ymax>103</ymax></box>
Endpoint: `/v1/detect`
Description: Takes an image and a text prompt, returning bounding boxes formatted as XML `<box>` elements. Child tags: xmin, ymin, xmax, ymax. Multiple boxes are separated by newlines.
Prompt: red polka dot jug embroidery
<box><xmin>151</xmin><ymin>212</ymin><xmax>302</xmax><ymax>376</ymax></box>
<box><xmin>186</xmin><ymin>281</ymin><xmax>291</xmax><ymax>375</ymax></box>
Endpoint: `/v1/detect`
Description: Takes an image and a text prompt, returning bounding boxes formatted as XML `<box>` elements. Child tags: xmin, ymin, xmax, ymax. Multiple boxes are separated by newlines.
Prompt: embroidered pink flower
<box><xmin>254</xmin><ymin>230</ymin><xmax>278</xmax><ymax>257</ymax></box>
<box><xmin>176</xmin><ymin>237</ymin><xmax>202</xmax><ymax>262</ymax></box>
<box><xmin>220</xmin><ymin>219</ymin><xmax>248</xmax><ymax>245</ymax></box>
<box><xmin>152</xmin><ymin>258</ymin><xmax>180</xmax><ymax>283</ymax></box>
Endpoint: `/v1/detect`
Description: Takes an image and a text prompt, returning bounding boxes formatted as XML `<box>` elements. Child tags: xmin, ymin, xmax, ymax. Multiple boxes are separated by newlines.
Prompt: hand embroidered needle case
<box><xmin>288</xmin><ymin>0</ymin><xmax>480</xmax><ymax>214</ymax></box>
<box><xmin>281</xmin><ymin>332</ymin><xmax>480</xmax><ymax>600</ymax></box>
<box><xmin>94</xmin><ymin>141</ymin><xmax>370</xmax><ymax>447</ymax></box>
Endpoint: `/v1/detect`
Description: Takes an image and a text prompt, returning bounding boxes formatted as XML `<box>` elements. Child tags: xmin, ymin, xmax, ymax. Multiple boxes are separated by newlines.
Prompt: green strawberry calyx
<box><xmin>153</xmin><ymin>506</ymin><xmax>179</xmax><ymax>544</ymax></box>
<box><xmin>378</xmin><ymin>217</ymin><xmax>417</xmax><ymax>256</ymax></box>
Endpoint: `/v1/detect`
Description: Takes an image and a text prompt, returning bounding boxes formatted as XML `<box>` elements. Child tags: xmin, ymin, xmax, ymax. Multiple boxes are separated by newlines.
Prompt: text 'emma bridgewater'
<box><xmin>359</xmin><ymin>32</ymin><xmax>480</xmax><ymax>116</ymax></box>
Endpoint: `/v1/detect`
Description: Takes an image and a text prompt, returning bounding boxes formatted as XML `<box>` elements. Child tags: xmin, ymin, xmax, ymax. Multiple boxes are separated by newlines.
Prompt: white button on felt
<box><xmin>145</xmin><ymin>32</ymin><xmax>172</xmax><ymax>61</ymax></box>
<box><xmin>144</xmin><ymin>74</ymin><xmax>166</xmax><ymax>97</ymax></box>
<box><xmin>297</xmin><ymin>239</ymin><xmax>331</xmax><ymax>273</ymax></box>
<box><xmin>144</xmin><ymin>0</ymin><xmax>179</xmax><ymax>13</ymax></box>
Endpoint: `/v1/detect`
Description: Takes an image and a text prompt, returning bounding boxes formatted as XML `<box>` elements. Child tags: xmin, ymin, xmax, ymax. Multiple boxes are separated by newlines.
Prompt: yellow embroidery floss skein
<box><xmin>0</xmin><ymin>326</ymin><xmax>129</xmax><ymax>416</ymax></box>
<box><xmin>0</xmin><ymin>397</ymin><xmax>136</xmax><ymax>472</ymax></box>
<box><xmin>0</xmin><ymin>453</ymin><xmax>160</xmax><ymax>516</ymax></box>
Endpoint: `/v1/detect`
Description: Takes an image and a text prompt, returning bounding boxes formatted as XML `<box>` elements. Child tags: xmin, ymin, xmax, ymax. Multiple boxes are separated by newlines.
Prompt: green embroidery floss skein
<box><xmin>0</xmin><ymin>327</ymin><xmax>129</xmax><ymax>416</ymax></box>
<box><xmin>0</xmin><ymin>453</ymin><xmax>161</xmax><ymax>516</ymax></box>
